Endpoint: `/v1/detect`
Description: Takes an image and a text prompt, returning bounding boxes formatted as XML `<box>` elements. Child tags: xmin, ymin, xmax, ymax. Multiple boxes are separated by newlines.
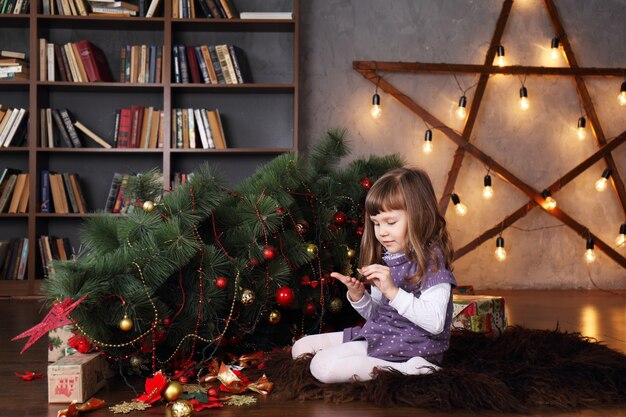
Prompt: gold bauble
<box><xmin>129</xmin><ymin>356</ymin><xmax>142</xmax><ymax>368</ymax></box>
<box><xmin>163</xmin><ymin>381</ymin><xmax>183</xmax><ymax>402</ymax></box>
<box><xmin>306</xmin><ymin>243</ymin><xmax>318</xmax><ymax>257</ymax></box>
<box><xmin>240</xmin><ymin>289</ymin><xmax>255</xmax><ymax>306</ymax></box>
<box><xmin>142</xmin><ymin>200</ymin><xmax>155</xmax><ymax>212</ymax></box>
<box><xmin>169</xmin><ymin>399</ymin><xmax>193</xmax><ymax>417</ymax></box>
<box><xmin>346</xmin><ymin>248</ymin><xmax>356</xmax><ymax>259</ymax></box>
<box><xmin>328</xmin><ymin>297</ymin><xmax>343</xmax><ymax>314</ymax></box>
<box><xmin>268</xmin><ymin>310</ymin><xmax>281</xmax><ymax>325</ymax></box>
<box><xmin>119</xmin><ymin>315</ymin><xmax>133</xmax><ymax>331</ymax></box>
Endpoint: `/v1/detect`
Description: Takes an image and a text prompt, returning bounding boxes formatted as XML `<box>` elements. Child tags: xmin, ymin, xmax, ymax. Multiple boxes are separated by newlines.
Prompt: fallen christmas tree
<box><xmin>42</xmin><ymin>129</ymin><xmax>403</xmax><ymax>374</ymax></box>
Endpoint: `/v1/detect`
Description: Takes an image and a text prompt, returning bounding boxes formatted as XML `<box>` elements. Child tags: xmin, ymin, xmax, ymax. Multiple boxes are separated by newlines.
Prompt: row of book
<box><xmin>0</xmin><ymin>106</ymin><xmax>28</xmax><ymax>148</ymax></box>
<box><xmin>174</xmin><ymin>43</ymin><xmax>251</xmax><ymax>85</ymax></box>
<box><xmin>119</xmin><ymin>45</ymin><xmax>163</xmax><ymax>84</ymax></box>
<box><xmin>39</xmin><ymin>39</ymin><xmax>113</xmax><ymax>83</ymax></box>
<box><xmin>0</xmin><ymin>57</ymin><xmax>29</xmax><ymax>80</ymax></box>
<box><xmin>0</xmin><ymin>238</ymin><xmax>28</xmax><ymax>280</ymax></box>
<box><xmin>113</xmin><ymin>106</ymin><xmax>164</xmax><ymax>148</ymax></box>
<box><xmin>38</xmin><ymin>235</ymin><xmax>73</xmax><ymax>278</ymax></box>
<box><xmin>104</xmin><ymin>172</ymin><xmax>135</xmax><ymax>213</ymax></box>
<box><xmin>0</xmin><ymin>169</ymin><xmax>29</xmax><ymax>214</ymax></box>
<box><xmin>43</xmin><ymin>0</ymin><xmax>160</xmax><ymax>16</ymax></box>
<box><xmin>40</xmin><ymin>107</ymin><xmax>111</xmax><ymax>149</ymax></box>
<box><xmin>172</xmin><ymin>107</ymin><xmax>226</xmax><ymax>149</ymax></box>
<box><xmin>173</xmin><ymin>0</ymin><xmax>235</xmax><ymax>19</ymax></box>
<box><xmin>41</xmin><ymin>170</ymin><xmax>87</xmax><ymax>214</ymax></box>
<box><xmin>0</xmin><ymin>0</ymin><xmax>28</xmax><ymax>14</ymax></box>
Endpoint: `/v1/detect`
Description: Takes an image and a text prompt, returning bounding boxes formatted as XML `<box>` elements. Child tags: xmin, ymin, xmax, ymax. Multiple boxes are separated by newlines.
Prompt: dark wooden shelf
<box><xmin>170</xmin><ymin>147</ymin><xmax>292</xmax><ymax>154</ymax></box>
<box><xmin>36</xmin><ymin>147</ymin><xmax>162</xmax><ymax>153</ymax></box>
<box><xmin>38</xmin><ymin>81</ymin><xmax>164</xmax><ymax>91</ymax></box>
<box><xmin>172</xmin><ymin>17</ymin><xmax>295</xmax><ymax>32</ymax></box>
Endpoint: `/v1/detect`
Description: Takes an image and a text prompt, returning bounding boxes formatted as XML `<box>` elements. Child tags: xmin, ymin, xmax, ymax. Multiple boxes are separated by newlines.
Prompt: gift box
<box><xmin>48</xmin><ymin>352</ymin><xmax>107</xmax><ymax>403</ymax></box>
<box><xmin>451</xmin><ymin>294</ymin><xmax>507</xmax><ymax>335</ymax></box>
<box><xmin>453</xmin><ymin>285</ymin><xmax>475</xmax><ymax>295</ymax></box>
<box><xmin>48</xmin><ymin>325</ymin><xmax>77</xmax><ymax>362</ymax></box>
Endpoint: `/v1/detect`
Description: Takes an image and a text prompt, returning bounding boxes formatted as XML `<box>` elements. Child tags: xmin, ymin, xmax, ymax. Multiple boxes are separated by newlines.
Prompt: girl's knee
<box><xmin>291</xmin><ymin>337</ymin><xmax>312</xmax><ymax>359</ymax></box>
<box><xmin>310</xmin><ymin>353</ymin><xmax>339</xmax><ymax>384</ymax></box>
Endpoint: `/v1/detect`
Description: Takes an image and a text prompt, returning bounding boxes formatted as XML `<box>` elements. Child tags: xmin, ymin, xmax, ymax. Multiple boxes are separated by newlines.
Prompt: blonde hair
<box><xmin>358</xmin><ymin>167</ymin><xmax>453</xmax><ymax>285</ymax></box>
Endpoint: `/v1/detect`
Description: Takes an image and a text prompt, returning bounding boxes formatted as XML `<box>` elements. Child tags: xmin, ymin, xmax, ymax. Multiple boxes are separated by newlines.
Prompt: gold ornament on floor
<box><xmin>109</xmin><ymin>400</ymin><xmax>151</xmax><ymax>414</ymax></box>
<box><xmin>268</xmin><ymin>310</ymin><xmax>281</xmax><ymax>325</ymax></box>
<box><xmin>169</xmin><ymin>399</ymin><xmax>193</xmax><ymax>417</ymax></box>
<box><xmin>328</xmin><ymin>297</ymin><xmax>343</xmax><ymax>314</ymax></box>
<box><xmin>119</xmin><ymin>314</ymin><xmax>133</xmax><ymax>331</ymax></box>
<box><xmin>306</xmin><ymin>243</ymin><xmax>318</xmax><ymax>257</ymax></box>
<box><xmin>240</xmin><ymin>289</ymin><xmax>255</xmax><ymax>306</ymax></box>
<box><xmin>346</xmin><ymin>247</ymin><xmax>356</xmax><ymax>259</ymax></box>
<box><xmin>142</xmin><ymin>200</ymin><xmax>155</xmax><ymax>212</ymax></box>
<box><xmin>163</xmin><ymin>380</ymin><xmax>184</xmax><ymax>402</ymax></box>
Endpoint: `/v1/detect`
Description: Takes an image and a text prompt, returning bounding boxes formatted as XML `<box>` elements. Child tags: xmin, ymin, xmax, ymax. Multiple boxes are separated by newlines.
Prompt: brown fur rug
<box><xmin>261</xmin><ymin>326</ymin><xmax>626</xmax><ymax>413</ymax></box>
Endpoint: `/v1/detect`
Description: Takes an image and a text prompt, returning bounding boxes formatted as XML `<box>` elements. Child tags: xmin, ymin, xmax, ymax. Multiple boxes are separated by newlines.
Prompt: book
<box><xmin>0</xmin><ymin>239</ymin><xmax>16</xmax><ymax>279</ymax></box>
<box><xmin>239</xmin><ymin>11</ymin><xmax>293</xmax><ymax>20</ymax></box>
<box><xmin>112</xmin><ymin>109</ymin><xmax>120</xmax><ymax>146</ymax></box>
<box><xmin>46</xmin><ymin>108</ymin><xmax>55</xmax><ymax>147</ymax></box>
<box><xmin>74</xmin><ymin>121</ymin><xmax>112</xmax><ymax>148</ymax></box>
<box><xmin>186</xmin><ymin>45</ymin><xmax>201</xmax><ymax>84</ymax></box>
<box><xmin>193</xmin><ymin>46</ymin><xmax>210</xmax><ymax>84</ymax></box>
<box><xmin>0</xmin><ymin>50</ymin><xmax>26</xmax><ymax>60</ymax></box>
<box><xmin>51</xmin><ymin>109</ymin><xmax>73</xmax><ymax>147</ymax></box>
<box><xmin>104</xmin><ymin>172</ymin><xmax>123</xmax><ymax>212</ymax></box>
<box><xmin>0</xmin><ymin>167</ymin><xmax>20</xmax><ymax>192</ymax></box>
<box><xmin>70</xmin><ymin>42</ymin><xmax>89</xmax><ymax>82</ymax></box>
<box><xmin>144</xmin><ymin>0</ymin><xmax>160</xmax><ymax>17</ymax></box>
<box><xmin>199</xmin><ymin>108</ymin><xmax>215</xmax><ymax>149</ymax></box>
<box><xmin>138</xmin><ymin>106</ymin><xmax>153</xmax><ymax>148</ymax></box>
<box><xmin>129</xmin><ymin>105</ymin><xmax>144</xmax><ymax>148</ymax></box>
<box><xmin>68</xmin><ymin>173</ymin><xmax>87</xmax><ymax>213</ymax></box>
<box><xmin>208</xmin><ymin>45</ymin><xmax>226</xmax><ymax>84</ymax></box>
<box><xmin>75</xmin><ymin>39</ymin><xmax>114</xmax><ymax>82</ymax></box>
<box><xmin>116</xmin><ymin>107</ymin><xmax>132</xmax><ymax>148</ymax></box>
<box><xmin>112</xmin><ymin>174</ymin><xmax>128</xmax><ymax>213</ymax></box>
<box><xmin>5</xmin><ymin>238</ymin><xmax>22</xmax><ymax>280</ymax></box>
<box><xmin>0</xmin><ymin>108</ymin><xmax>18</xmax><ymax>147</ymax></box>
<box><xmin>207</xmin><ymin>109</ymin><xmax>226</xmax><ymax>149</ymax></box>
<box><xmin>204</xmin><ymin>0</ymin><xmax>222</xmax><ymax>18</ymax></box>
<box><xmin>0</xmin><ymin>174</ymin><xmax>18</xmax><ymax>213</ymax></box>
<box><xmin>40</xmin><ymin>169</ymin><xmax>51</xmax><ymax>213</ymax></box>
<box><xmin>1</xmin><ymin>108</ymin><xmax>27</xmax><ymax>147</ymax></box>
<box><xmin>59</xmin><ymin>109</ymin><xmax>82</xmax><ymax>148</ymax></box>
<box><xmin>217</xmin><ymin>0</ymin><xmax>237</xmax><ymax>18</ymax></box>
<box><xmin>148</xmin><ymin>110</ymin><xmax>160</xmax><ymax>148</ymax></box>
<box><xmin>0</xmin><ymin>240</ymin><xmax>10</xmax><ymax>276</ymax></box>
<box><xmin>16</xmin><ymin>237</ymin><xmax>28</xmax><ymax>280</ymax></box>
<box><xmin>8</xmin><ymin>172</ymin><xmax>28</xmax><ymax>213</ymax></box>
<box><xmin>228</xmin><ymin>45</ymin><xmax>253</xmax><ymax>84</ymax></box>
<box><xmin>17</xmin><ymin>173</ymin><xmax>29</xmax><ymax>213</ymax></box>
<box><xmin>62</xmin><ymin>172</ymin><xmax>78</xmax><ymax>213</ymax></box>
<box><xmin>199</xmin><ymin>45</ymin><xmax>218</xmax><ymax>84</ymax></box>
<box><xmin>215</xmin><ymin>44</ymin><xmax>237</xmax><ymax>84</ymax></box>
<box><xmin>193</xmin><ymin>108</ymin><xmax>209</xmax><ymax>149</ymax></box>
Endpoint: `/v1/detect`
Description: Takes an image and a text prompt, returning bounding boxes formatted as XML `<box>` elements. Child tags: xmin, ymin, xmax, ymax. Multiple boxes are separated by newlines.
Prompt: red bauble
<box><xmin>276</xmin><ymin>208</ymin><xmax>284</xmax><ymax>214</ymax></box>
<box><xmin>179</xmin><ymin>376</ymin><xmax>189</xmax><ymax>384</ymax></box>
<box><xmin>250</xmin><ymin>258</ymin><xmax>260</xmax><ymax>267</ymax></box>
<box><xmin>162</xmin><ymin>317</ymin><xmax>171</xmax><ymax>326</ymax></box>
<box><xmin>333</xmin><ymin>211</ymin><xmax>347</xmax><ymax>226</ymax></box>
<box><xmin>360</xmin><ymin>177</ymin><xmax>373</xmax><ymax>190</ymax></box>
<box><xmin>275</xmin><ymin>286</ymin><xmax>295</xmax><ymax>307</ymax></box>
<box><xmin>304</xmin><ymin>302</ymin><xmax>316</xmax><ymax>316</ymax></box>
<box><xmin>263</xmin><ymin>246</ymin><xmax>277</xmax><ymax>261</ymax></box>
<box><xmin>208</xmin><ymin>387</ymin><xmax>219</xmax><ymax>397</ymax></box>
<box><xmin>356</xmin><ymin>226</ymin><xmax>364</xmax><ymax>236</ymax></box>
<box><xmin>215</xmin><ymin>276</ymin><xmax>228</xmax><ymax>289</ymax></box>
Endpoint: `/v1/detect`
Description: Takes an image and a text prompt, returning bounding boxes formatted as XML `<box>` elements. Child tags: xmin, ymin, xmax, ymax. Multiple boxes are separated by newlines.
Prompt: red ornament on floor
<box><xmin>275</xmin><ymin>286</ymin><xmax>295</xmax><ymax>307</ymax></box>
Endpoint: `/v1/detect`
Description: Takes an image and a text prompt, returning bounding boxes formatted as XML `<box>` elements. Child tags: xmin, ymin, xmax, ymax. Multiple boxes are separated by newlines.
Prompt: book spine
<box><xmin>112</xmin><ymin>109</ymin><xmax>121</xmax><ymax>147</ymax></box>
<box><xmin>40</xmin><ymin>169</ymin><xmax>50</xmax><ymax>213</ymax></box>
<box><xmin>200</xmin><ymin>108</ymin><xmax>215</xmax><ymax>149</ymax></box>
<box><xmin>53</xmin><ymin>44</ymin><xmax>68</xmax><ymax>82</ymax></box>
<box><xmin>193</xmin><ymin>46</ymin><xmax>210</xmax><ymax>84</ymax></box>
<box><xmin>178</xmin><ymin>45</ymin><xmax>189</xmax><ymax>83</ymax></box>
<box><xmin>208</xmin><ymin>45</ymin><xmax>225</xmax><ymax>84</ymax></box>
<box><xmin>186</xmin><ymin>45</ymin><xmax>201</xmax><ymax>84</ymax></box>
<box><xmin>50</xmin><ymin>109</ymin><xmax>73</xmax><ymax>148</ymax></box>
<box><xmin>62</xmin><ymin>172</ymin><xmax>78</xmax><ymax>213</ymax></box>
<box><xmin>104</xmin><ymin>173</ymin><xmax>122</xmax><ymax>212</ymax></box>
<box><xmin>59</xmin><ymin>109</ymin><xmax>82</xmax><ymax>147</ymax></box>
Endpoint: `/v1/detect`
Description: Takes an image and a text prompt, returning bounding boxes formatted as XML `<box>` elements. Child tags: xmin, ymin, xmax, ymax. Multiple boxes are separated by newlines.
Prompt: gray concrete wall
<box><xmin>299</xmin><ymin>0</ymin><xmax>626</xmax><ymax>289</ymax></box>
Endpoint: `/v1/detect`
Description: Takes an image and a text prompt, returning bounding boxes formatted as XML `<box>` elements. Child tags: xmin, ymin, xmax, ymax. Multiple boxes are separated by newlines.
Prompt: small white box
<box><xmin>48</xmin><ymin>352</ymin><xmax>107</xmax><ymax>403</ymax></box>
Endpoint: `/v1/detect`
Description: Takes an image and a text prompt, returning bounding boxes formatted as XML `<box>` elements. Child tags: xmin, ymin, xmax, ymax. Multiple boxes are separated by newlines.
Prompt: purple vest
<box><xmin>343</xmin><ymin>251</ymin><xmax>456</xmax><ymax>364</ymax></box>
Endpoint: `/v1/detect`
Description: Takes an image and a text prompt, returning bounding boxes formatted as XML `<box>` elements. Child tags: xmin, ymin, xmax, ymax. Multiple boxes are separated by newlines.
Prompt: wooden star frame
<box><xmin>353</xmin><ymin>0</ymin><xmax>626</xmax><ymax>268</ymax></box>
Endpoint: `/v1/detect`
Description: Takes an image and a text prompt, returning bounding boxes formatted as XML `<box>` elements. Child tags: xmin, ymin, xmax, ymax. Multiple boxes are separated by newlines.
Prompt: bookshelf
<box><xmin>0</xmin><ymin>0</ymin><xmax>299</xmax><ymax>296</ymax></box>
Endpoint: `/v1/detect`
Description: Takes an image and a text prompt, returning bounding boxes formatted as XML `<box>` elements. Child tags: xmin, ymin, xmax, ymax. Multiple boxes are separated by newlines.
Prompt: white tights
<box><xmin>291</xmin><ymin>331</ymin><xmax>438</xmax><ymax>384</ymax></box>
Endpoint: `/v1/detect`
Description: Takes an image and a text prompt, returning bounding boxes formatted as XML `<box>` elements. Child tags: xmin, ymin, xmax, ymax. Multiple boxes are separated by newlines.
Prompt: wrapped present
<box><xmin>451</xmin><ymin>294</ymin><xmax>506</xmax><ymax>335</ymax></box>
<box><xmin>48</xmin><ymin>352</ymin><xmax>107</xmax><ymax>403</ymax></box>
<box><xmin>452</xmin><ymin>285</ymin><xmax>475</xmax><ymax>295</ymax></box>
<box><xmin>48</xmin><ymin>325</ymin><xmax>77</xmax><ymax>362</ymax></box>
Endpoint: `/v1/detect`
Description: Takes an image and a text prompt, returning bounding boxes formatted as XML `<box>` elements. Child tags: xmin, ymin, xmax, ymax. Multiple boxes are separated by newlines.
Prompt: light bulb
<box><xmin>423</xmin><ymin>129</ymin><xmax>433</xmax><ymax>153</ymax></box>
<box><xmin>482</xmin><ymin>174</ymin><xmax>494</xmax><ymax>200</ymax></box>
<box><xmin>494</xmin><ymin>237</ymin><xmax>507</xmax><ymax>261</ymax></box>
<box><xmin>541</xmin><ymin>190</ymin><xmax>557</xmax><ymax>210</ymax></box>
<box><xmin>577</xmin><ymin>116</ymin><xmax>586</xmax><ymax>140</ymax></box>
<box><xmin>616</xmin><ymin>224</ymin><xmax>626</xmax><ymax>247</ymax></box>
<box><xmin>451</xmin><ymin>193</ymin><xmax>467</xmax><ymax>216</ymax></box>
<box><xmin>584</xmin><ymin>238</ymin><xmax>596</xmax><ymax>264</ymax></box>
<box><xmin>619</xmin><ymin>82</ymin><xmax>626</xmax><ymax>106</ymax></box>
<box><xmin>456</xmin><ymin>95</ymin><xmax>467</xmax><ymax>119</ymax></box>
<box><xmin>519</xmin><ymin>87</ymin><xmax>529</xmax><ymax>111</ymax></box>
<box><xmin>550</xmin><ymin>37</ymin><xmax>560</xmax><ymax>60</ymax></box>
<box><xmin>595</xmin><ymin>168</ymin><xmax>611</xmax><ymax>192</ymax></box>
<box><xmin>370</xmin><ymin>93</ymin><xmax>381</xmax><ymax>119</ymax></box>
<box><xmin>496</xmin><ymin>45</ymin><xmax>506</xmax><ymax>67</ymax></box>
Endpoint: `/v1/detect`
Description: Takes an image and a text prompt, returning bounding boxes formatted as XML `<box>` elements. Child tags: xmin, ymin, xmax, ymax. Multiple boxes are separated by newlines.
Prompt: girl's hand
<box><xmin>330</xmin><ymin>272</ymin><xmax>365</xmax><ymax>302</ymax></box>
<box><xmin>360</xmin><ymin>264</ymin><xmax>398</xmax><ymax>301</ymax></box>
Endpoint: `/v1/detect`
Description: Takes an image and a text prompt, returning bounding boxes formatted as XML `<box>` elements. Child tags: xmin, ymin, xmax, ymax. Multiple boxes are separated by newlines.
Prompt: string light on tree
<box><xmin>618</xmin><ymin>81</ymin><xmax>626</xmax><ymax>106</ymax></box>
<box><xmin>482</xmin><ymin>174</ymin><xmax>494</xmax><ymax>200</ymax></box>
<box><xmin>423</xmin><ymin>129</ymin><xmax>433</xmax><ymax>154</ymax></box>
<box><xmin>594</xmin><ymin>168</ymin><xmax>611</xmax><ymax>192</ymax></box>
<box><xmin>495</xmin><ymin>44</ymin><xmax>506</xmax><ymax>67</ymax></box>
<box><xmin>519</xmin><ymin>86</ymin><xmax>529</xmax><ymax>111</ymax></box>
<box><xmin>456</xmin><ymin>95</ymin><xmax>468</xmax><ymax>119</ymax></box>
<box><xmin>550</xmin><ymin>36</ymin><xmax>560</xmax><ymax>60</ymax></box>
<box><xmin>584</xmin><ymin>238</ymin><xmax>597</xmax><ymax>264</ymax></box>
<box><xmin>616</xmin><ymin>223</ymin><xmax>626</xmax><ymax>247</ymax></box>
<box><xmin>541</xmin><ymin>189</ymin><xmax>557</xmax><ymax>211</ymax></box>
<box><xmin>494</xmin><ymin>236</ymin><xmax>507</xmax><ymax>262</ymax></box>
<box><xmin>577</xmin><ymin>116</ymin><xmax>587</xmax><ymax>140</ymax></box>
<box><xmin>450</xmin><ymin>193</ymin><xmax>467</xmax><ymax>216</ymax></box>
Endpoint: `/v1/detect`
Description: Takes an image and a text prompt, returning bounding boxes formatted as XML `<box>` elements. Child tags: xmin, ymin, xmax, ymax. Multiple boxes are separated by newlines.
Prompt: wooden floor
<box><xmin>1</xmin><ymin>290</ymin><xmax>625</xmax><ymax>417</ymax></box>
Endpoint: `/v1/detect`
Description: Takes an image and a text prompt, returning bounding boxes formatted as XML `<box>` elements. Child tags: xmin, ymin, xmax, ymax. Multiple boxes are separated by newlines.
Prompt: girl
<box><xmin>291</xmin><ymin>167</ymin><xmax>457</xmax><ymax>383</ymax></box>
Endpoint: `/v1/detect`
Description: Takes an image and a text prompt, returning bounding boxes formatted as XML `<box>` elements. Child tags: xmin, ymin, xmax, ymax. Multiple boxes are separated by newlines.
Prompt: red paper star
<box><xmin>12</xmin><ymin>295</ymin><xmax>88</xmax><ymax>354</ymax></box>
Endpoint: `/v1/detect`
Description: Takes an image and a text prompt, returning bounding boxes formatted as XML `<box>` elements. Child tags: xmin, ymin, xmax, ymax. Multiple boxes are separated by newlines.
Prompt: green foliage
<box><xmin>45</xmin><ymin>129</ymin><xmax>403</xmax><ymax>372</ymax></box>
